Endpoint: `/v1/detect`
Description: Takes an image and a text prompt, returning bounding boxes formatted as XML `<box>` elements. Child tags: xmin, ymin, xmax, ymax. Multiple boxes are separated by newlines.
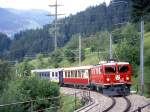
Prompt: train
<box><xmin>31</xmin><ymin>61</ymin><xmax>132</xmax><ymax>96</ymax></box>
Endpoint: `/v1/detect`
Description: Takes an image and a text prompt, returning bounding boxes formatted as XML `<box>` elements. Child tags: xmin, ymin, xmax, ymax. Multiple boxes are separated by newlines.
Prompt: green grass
<box><xmin>145</xmin><ymin>32</ymin><xmax>150</xmax><ymax>50</ymax></box>
<box><xmin>58</xmin><ymin>52</ymin><xmax>100</xmax><ymax>68</ymax></box>
<box><xmin>61</xmin><ymin>95</ymin><xmax>84</xmax><ymax>112</ymax></box>
<box><xmin>82</xmin><ymin>53</ymin><xmax>99</xmax><ymax>65</ymax></box>
<box><xmin>127</xmin><ymin>32</ymin><xmax>150</xmax><ymax>96</ymax></box>
<box><xmin>132</xmin><ymin>32</ymin><xmax>150</xmax><ymax>96</ymax></box>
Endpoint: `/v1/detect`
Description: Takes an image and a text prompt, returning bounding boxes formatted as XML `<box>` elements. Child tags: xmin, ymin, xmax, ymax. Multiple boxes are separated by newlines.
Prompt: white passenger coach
<box><xmin>31</xmin><ymin>68</ymin><xmax>63</xmax><ymax>83</ymax></box>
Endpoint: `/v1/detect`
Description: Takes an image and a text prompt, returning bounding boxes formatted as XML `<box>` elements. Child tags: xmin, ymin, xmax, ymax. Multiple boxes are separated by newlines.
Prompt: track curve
<box><xmin>123</xmin><ymin>96</ymin><xmax>131</xmax><ymax>112</ymax></box>
<box><xmin>61</xmin><ymin>87</ymin><xmax>150</xmax><ymax>112</ymax></box>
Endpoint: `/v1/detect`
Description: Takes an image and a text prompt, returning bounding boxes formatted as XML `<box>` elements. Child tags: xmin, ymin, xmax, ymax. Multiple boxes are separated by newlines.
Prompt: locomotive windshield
<box><xmin>105</xmin><ymin>66</ymin><xmax>116</xmax><ymax>74</ymax></box>
<box><xmin>118</xmin><ymin>65</ymin><xmax>128</xmax><ymax>73</ymax></box>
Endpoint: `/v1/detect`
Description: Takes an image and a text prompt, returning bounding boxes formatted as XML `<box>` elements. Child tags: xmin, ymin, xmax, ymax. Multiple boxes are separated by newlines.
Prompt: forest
<box><xmin>0</xmin><ymin>0</ymin><xmax>131</xmax><ymax>60</ymax></box>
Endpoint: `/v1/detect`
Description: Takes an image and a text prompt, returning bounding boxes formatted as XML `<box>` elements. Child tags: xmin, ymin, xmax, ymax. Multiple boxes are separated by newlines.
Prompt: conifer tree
<box><xmin>132</xmin><ymin>0</ymin><xmax>150</xmax><ymax>22</ymax></box>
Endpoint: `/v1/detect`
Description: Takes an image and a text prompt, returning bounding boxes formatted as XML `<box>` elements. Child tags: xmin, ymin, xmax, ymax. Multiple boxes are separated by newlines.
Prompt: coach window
<box><xmin>65</xmin><ymin>72</ymin><xmax>67</xmax><ymax>78</ymax></box>
<box><xmin>68</xmin><ymin>71</ymin><xmax>70</xmax><ymax>77</ymax></box>
<box><xmin>47</xmin><ymin>73</ymin><xmax>49</xmax><ymax>77</ymax></box>
<box><xmin>100</xmin><ymin>67</ymin><xmax>103</xmax><ymax>74</ymax></box>
<box><xmin>96</xmin><ymin>68</ymin><xmax>99</xmax><ymax>75</ymax></box>
<box><xmin>71</xmin><ymin>71</ymin><xmax>73</xmax><ymax>77</ymax></box>
<box><xmin>41</xmin><ymin>73</ymin><xmax>43</xmax><ymax>77</ymax></box>
<box><xmin>81</xmin><ymin>70</ymin><xmax>84</xmax><ymax>78</ymax></box>
<box><xmin>95</xmin><ymin>69</ymin><xmax>97</xmax><ymax>75</ymax></box>
<box><xmin>45</xmin><ymin>73</ymin><xmax>47</xmax><ymax>77</ymax></box>
<box><xmin>55</xmin><ymin>72</ymin><xmax>58</xmax><ymax>77</ymax></box>
<box><xmin>73</xmin><ymin>71</ymin><xmax>75</xmax><ymax>78</ymax></box>
<box><xmin>98</xmin><ymin>68</ymin><xmax>101</xmax><ymax>74</ymax></box>
<box><xmin>93</xmin><ymin>69</ymin><xmax>96</xmax><ymax>75</ymax></box>
<box><xmin>75</xmin><ymin>71</ymin><xmax>77</xmax><ymax>78</ymax></box>
<box><xmin>93</xmin><ymin>69</ymin><xmax>95</xmax><ymax>74</ymax></box>
<box><xmin>78</xmin><ymin>71</ymin><xmax>81</xmax><ymax>78</ymax></box>
<box><xmin>81</xmin><ymin>70</ymin><xmax>84</xmax><ymax>74</ymax></box>
<box><xmin>91</xmin><ymin>69</ymin><xmax>93</xmax><ymax>74</ymax></box>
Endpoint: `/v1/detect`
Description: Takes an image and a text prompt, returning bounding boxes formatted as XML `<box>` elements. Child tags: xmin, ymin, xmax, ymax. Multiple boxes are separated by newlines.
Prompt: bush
<box><xmin>0</xmin><ymin>60</ymin><xmax>13</xmax><ymax>94</ymax></box>
<box><xmin>0</xmin><ymin>77</ymin><xmax>60</xmax><ymax>112</ymax></box>
<box><xmin>49</xmin><ymin>48</ymin><xmax>64</xmax><ymax>67</ymax></box>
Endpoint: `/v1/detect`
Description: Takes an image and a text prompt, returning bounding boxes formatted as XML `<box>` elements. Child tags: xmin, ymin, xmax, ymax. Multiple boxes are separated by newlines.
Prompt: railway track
<box><xmin>75</xmin><ymin>94</ymin><xmax>131</xmax><ymax>112</ymax></box>
<box><xmin>61</xmin><ymin>87</ymin><xmax>133</xmax><ymax>112</ymax></box>
<box><xmin>106</xmin><ymin>96</ymin><xmax>131</xmax><ymax>112</ymax></box>
<box><xmin>61</xmin><ymin>87</ymin><xmax>150</xmax><ymax>112</ymax></box>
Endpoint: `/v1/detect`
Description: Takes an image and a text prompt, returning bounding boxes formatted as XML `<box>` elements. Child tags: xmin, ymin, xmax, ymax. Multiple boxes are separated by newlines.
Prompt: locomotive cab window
<box><xmin>118</xmin><ymin>65</ymin><xmax>128</xmax><ymax>73</ymax></box>
<box><xmin>105</xmin><ymin>66</ymin><xmax>116</xmax><ymax>74</ymax></box>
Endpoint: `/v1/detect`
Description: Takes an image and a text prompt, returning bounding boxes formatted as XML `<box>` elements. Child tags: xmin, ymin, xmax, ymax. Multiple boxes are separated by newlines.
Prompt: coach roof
<box><xmin>31</xmin><ymin>68</ymin><xmax>63</xmax><ymax>73</ymax></box>
<box><xmin>63</xmin><ymin>65</ymin><xmax>93</xmax><ymax>71</ymax></box>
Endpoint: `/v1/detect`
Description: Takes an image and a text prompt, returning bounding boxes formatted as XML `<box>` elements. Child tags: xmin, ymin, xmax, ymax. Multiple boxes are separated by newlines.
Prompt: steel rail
<box><xmin>123</xmin><ymin>96</ymin><xmax>131</xmax><ymax>112</ymax></box>
<box><xmin>102</xmin><ymin>97</ymin><xmax>116</xmax><ymax>112</ymax></box>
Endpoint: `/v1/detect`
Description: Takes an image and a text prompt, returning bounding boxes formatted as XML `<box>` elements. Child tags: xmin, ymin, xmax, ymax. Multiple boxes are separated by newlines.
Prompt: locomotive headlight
<box><xmin>106</xmin><ymin>78</ymin><xmax>110</xmax><ymax>82</ymax></box>
<box><xmin>126</xmin><ymin>77</ymin><xmax>129</xmax><ymax>81</ymax></box>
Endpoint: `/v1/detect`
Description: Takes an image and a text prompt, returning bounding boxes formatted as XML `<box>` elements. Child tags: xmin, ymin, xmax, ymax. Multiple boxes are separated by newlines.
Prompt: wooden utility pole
<box><xmin>140</xmin><ymin>19</ymin><xmax>144</xmax><ymax>95</ymax></box>
<box><xmin>109</xmin><ymin>32</ymin><xmax>113</xmax><ymax>59</ymax></box>
<box><xmin>79</xmin><ymin>34</ymin><xmax>81</xmax><ymax>66</ymax></box>
<box><xmin>48</xmin><ymin>0</ymin><xmax>64</xmax><ymax>50</ymax></box>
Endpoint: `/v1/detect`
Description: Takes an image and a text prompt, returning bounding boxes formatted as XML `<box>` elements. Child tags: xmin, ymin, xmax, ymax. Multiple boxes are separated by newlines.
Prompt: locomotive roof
<box><xmin>63</xmin><ymin>65</ymin><xmax>93</xmax><ymax>71</ymax></box>
<box><xmin>102</xmin><ymin>62</ymin><xmax>129</xmax><ymax>66</ymax></box>
<box><xmin>31</xmin><ymin>68</ymin><xmax>63</xmax><ymax>73</ymax></box>
<box><xmin>96</xmin><ymin>61</ymin><xmax>130</xmax><ymax>66</ymax></box>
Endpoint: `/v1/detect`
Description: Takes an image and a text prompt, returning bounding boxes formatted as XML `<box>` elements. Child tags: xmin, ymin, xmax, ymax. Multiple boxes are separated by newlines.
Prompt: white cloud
<box><xmin>0</xmin><ymin>0</ymin><xmax>110</xmax><ymax>16</ymax></box>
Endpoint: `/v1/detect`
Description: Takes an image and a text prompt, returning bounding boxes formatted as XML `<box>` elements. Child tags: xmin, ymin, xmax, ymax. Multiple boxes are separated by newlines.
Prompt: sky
<box><xmin>0</xmin><ymin>0</ymin><xmax>110</xmax><ymax>16</ymax></box>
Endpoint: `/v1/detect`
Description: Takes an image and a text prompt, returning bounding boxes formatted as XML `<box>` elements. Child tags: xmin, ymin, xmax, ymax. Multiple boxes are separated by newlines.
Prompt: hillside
<box><xmin>0</xmin><ymin>8</ymin><xmax>53</xmax><ymax>37</ymax></box>
<box><xmin>7</xmin><ymin>9</ymin><xmax>53</xmax><ymax>26</ymax></box>
<box><xmin>5</xmin><ymin>0</ymin><xmax>131</xmax><ymax>60</ymax></box>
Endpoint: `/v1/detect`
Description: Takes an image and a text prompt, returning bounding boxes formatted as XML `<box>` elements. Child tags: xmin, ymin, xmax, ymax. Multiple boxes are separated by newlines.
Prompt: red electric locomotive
<box><xmin>90</xmin><ymin>61</ymin><xmax>132</xmax><ymax>95</ymax></box>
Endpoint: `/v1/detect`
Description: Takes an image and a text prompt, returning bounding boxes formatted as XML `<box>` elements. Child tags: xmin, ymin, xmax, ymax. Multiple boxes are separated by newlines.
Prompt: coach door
<box><xmin>59</xmin><ymin>71</ymin><xmax>63</xmax><ymax>84</ymax></box>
